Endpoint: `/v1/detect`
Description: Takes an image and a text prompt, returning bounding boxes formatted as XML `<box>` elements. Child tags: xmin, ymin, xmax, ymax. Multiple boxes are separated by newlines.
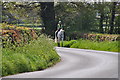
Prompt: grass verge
<box><xmin>2</xmin><ymin>35</ymin><xmax>60</xmax><ymax>76</ymax></box>
<box><xmin>63</xmin><ymin>39</ymin><xmax>119</xmax><ymax>52</ymax></box>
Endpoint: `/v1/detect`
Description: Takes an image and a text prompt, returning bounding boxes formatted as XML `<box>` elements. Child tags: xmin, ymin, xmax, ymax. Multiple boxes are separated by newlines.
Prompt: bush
<box><xmin>2</xmin><ymin>35</ymin><xmax>60</xmax><ymax>76</ymax></box>
<box><xmin>63</xmin><ymin>39</ymin><xmax>119</xmax><ymax>52</ymax></box>
<box><xmin>65</xmin><ymin>31</ymin><xmax>119</xmax><ymax>42</ymax></box>
<box><xmin>1</xmin><ymin>23</ymin><xmax>38</xmax><ymax>48</ymax></box>
<box><xmin>63</xmin><ymin>40</ymin><xmax>77</xmax><ymax>47</ymax></box>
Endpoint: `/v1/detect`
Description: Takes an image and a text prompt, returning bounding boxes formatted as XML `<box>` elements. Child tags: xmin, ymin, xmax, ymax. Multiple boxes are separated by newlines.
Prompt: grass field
<box><xmin>62</xmin><ymin>39</ymin><xmax>119</xmax><ymax>52</ymax></box>
<box><xmin>2</xmin><ymin>35</ymin><xmax>60</xmax><ymax>76</ymax></box>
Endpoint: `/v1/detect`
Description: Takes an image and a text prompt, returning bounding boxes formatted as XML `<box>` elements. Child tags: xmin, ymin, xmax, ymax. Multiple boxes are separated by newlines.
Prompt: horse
<box><xmin>55</xmin><ymin>28</ymin><xmax>64</xmax><ymax>47</ymax></box>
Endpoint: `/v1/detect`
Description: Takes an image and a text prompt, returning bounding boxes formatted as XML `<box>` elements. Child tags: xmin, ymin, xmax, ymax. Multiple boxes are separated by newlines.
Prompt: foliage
<box><xmin>65</xmin><ymin>32</ymin><xmax>119</xmax><ymax>41</ymax></box>
<box><xmin>63</xmin><ymin>40</ymin><xmax>77</xmax><ymax>47</ymax></box>
<box><xmin>1</xmin><ymin>23</ymin><xmax>38</xmax><ymax>48</ymax></box>
<box><xmin>55</xmin><ymin>2</ymin><xmax>96</xmax><ymax>32</ymax></box>
<box><xmin>83</xmin><ymin>33</ymin><xmax>119</xmax><ymax>41</ymax></box>
<box><xmin>63</xmin><ymin>39</ymin><xmax>119</xmax><ymax>52</ymax></box>
<box><xmin>2</xmin><ymin>2</ymin><xmax>120</xmax><ymax>37</ymax></box>
<box><xmin>1</xmin><ymin>23</ymin><xmax>60</xmax><ymax>76</ymax></box>
<box><xmin>55</xmin><ymin>2</ymin><xmax>120</xmax><ymax>35</ymax></box>
<box><xmin>2</xmin><ymin>35</ymin><xmax>60</xmax><ymax>76</ymax></box>
<box><xmin>2</xmin><ymin>2</ymin><xmax>42</xmax><ymax>24</ymax></box>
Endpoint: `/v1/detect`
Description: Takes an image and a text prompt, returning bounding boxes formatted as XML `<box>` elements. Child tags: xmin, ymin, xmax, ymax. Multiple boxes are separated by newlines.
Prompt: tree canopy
<box><xmin>1</xmin><ymin>2</ymin><xmax>120</xmax><ymax>36</ymax></box>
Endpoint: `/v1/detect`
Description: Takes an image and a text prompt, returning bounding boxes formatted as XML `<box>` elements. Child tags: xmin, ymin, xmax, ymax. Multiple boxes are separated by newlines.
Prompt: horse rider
<box><xmin>55</xmin><ymin>21</ymin><xmax>64</xmax><ymax>47</ymax></box>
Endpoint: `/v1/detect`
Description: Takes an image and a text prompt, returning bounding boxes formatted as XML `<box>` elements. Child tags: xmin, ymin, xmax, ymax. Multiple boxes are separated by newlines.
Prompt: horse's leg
<box><xmin>61</xmin><ymin>41</ymin><xmax>63</xmax><ymax>47</ymax></box>
<box><xmin>58</xmin><ymin>42</ymin><xmax>60</xmax><ymax>47</ymax></box>
<box><xmin>57</xmin><ymin>36</ymin><xmax>60</xmax><ymax>47</ymax></box>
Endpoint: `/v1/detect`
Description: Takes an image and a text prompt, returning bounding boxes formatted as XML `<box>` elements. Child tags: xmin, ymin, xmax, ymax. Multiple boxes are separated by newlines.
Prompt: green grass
<box><xmin>63</xmin><ymin>40</ymin><xmax>77</xmax><ymax>47</ymax></box>
<box><xmin>2</xmin><ymin>35</ymin><xmax>60</xmax><ymax>76</ymax></box>
<box><xmin>63</xmin><ymin>39</ymin><xmax>119</xmax><ymax>52</ymax></box>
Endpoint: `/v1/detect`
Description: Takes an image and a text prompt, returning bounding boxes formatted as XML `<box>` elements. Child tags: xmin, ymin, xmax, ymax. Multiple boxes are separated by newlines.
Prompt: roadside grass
<box><xmin>2</xmin><ymin>35</ymin><xmax>60</xmax><ymax>76</ymax></box>
<box><xmin>62</xmin><ymin>40</ymin><xmax>77</xmax><ymax>47</ymax></box>
<box><xmin>63</xmin><ymin>39</ymin><xmax>119</xmax><ymax>52</ymax></box>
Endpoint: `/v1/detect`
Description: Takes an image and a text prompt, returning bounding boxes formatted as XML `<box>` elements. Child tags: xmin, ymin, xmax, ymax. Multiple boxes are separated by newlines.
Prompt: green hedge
<box><xmin>2</xmin><ymin>35</ymin><xmax>60</xmax><ymax>76</ymax></box>
<box><xmin>66</xmin><ymin>31</ymin><xmax>119</xmax><ymax>41</ymax></box>
<box><xmin>63</xmin><ymin>40</ymin><xmax>77</xmax><ymax>47</ymax></box>
<box><xmin>63</xmin><ymin>39</ymin><xmax>119</xmax><ymax>52</ymax></box>
<box><xmin>1</xmin><ymin>23</ymin><xmax>39</xmax><ymax>48</ymax></box>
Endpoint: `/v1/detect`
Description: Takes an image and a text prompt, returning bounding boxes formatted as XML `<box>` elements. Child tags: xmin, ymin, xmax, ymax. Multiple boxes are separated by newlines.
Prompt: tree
<box><xmin>55</xmin><ymin>2</ymin><xmax>96</xmax><ymax>32</ymax></box>
<box><xmin>109</xmin><ymin>2</ymin><xmax>117</xmax><ymax>34</ymax></box>
<box><xmin>94</xmin><ymin>2</ymin><xmax>107</xmax><ymax>33</ymax></box>
<box><xmin>40</xmin><ymin>2</ymin><xmax>56</xmax><ymax>36</ymax></box>
<box><xmin>2</xmin><ymin>2</ymin><xmax>42</xmax><ymax>24</ymax></box>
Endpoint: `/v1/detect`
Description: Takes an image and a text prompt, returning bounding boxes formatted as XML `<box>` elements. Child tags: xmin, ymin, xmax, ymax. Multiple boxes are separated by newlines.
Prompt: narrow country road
<box><xmin>3</xmin><ymin>47</ymin><xmax>118</xmax><ymax>78</ymax></box>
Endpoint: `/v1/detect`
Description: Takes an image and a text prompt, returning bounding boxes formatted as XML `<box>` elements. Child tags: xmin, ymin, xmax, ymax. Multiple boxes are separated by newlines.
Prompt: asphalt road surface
<box><xmin>3</xmin><ymin>47</ymin><xmax>118</xmax><ymax>78</ymax></box>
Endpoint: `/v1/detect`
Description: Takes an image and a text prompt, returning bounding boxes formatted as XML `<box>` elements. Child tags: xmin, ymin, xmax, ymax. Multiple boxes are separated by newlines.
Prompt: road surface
<box><xmin>3</xmin><ymin>47</ymin><xmax>118</xmax><ymax>78</ymax></box>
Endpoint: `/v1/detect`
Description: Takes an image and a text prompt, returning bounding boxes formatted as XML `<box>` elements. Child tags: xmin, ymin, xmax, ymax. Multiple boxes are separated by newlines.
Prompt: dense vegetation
<box><xmin>67</xmin><ymin>33</ymin><xmax>119</xmax><ymax>41</ymax></box>
<box><xmin>1</xmin><ymin>24</ymin><xmax>60</xmax><ymax>76</ymax></box>
<box><xmin>1</xmin><ymin>23</ymin><xmax>38</xmax><ymax>48</ymax></box>
<box><xmin>1</xmin><ymin>2</ymin><xmax>120</xmax><ymax>37</ymax></box>
<box><xmin>2</xmin><ymin>35</ymin><xmax>60</xmax><ymax>76</ymax></box>
<box><xmin>55</xmin><ymin>2</ymin><xmax>120</xmax><ymax>37</ymax></box>
<box><xmin>63</xmin><ymin>39</ymin><xmax>119</xmax><ymax>52</ymax></box>
<box><xmin>1</xmin><ymin>1</ymin><xmax>119</xmax><ymax>77</ymax></box>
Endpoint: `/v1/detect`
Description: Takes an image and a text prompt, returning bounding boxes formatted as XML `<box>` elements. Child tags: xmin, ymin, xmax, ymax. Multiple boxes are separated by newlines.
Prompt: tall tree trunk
<box><xmin>99</xmin><ymin>13</ymin><xmax>104</xmax><ymax>33</ymax></box>
<box><xmin>40</xmin><ymin>2</ymin><xmax>55</xmax><ymax>37</ymax></box>
<box><xmin>109</xmin><ymin>2</ymin><xmax>117</xmax><ymax>34</ymax></box>
<box><xmin>105</xmin><ymin>17</ymin><xmax>108</xmax><ymax>33</ymax></box>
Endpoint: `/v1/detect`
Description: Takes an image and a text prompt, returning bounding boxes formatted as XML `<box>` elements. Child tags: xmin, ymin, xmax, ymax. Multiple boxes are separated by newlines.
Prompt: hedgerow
<box><xmin>68</xmin><ymin>31</ymin><xmax>119</xmax><ymax>41</ymax></box>
<box><xmin>2</xmin><ymin>35</ymin><xmax>60</xmax><ymax>76</ymax></box>
<box><xmin>1</xmin><ymin>23</ymin><xmax>60</xmax><ymax>76</ymax></box>
<box><xmin>1</xmin><ymin>23</ymin><xmax>38</xmax><ymax>48</ymax></box>
<box><xmin>63</xmin><ymin>39</ymin><xmax>119</xmax><ymax>52</ymax></box>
